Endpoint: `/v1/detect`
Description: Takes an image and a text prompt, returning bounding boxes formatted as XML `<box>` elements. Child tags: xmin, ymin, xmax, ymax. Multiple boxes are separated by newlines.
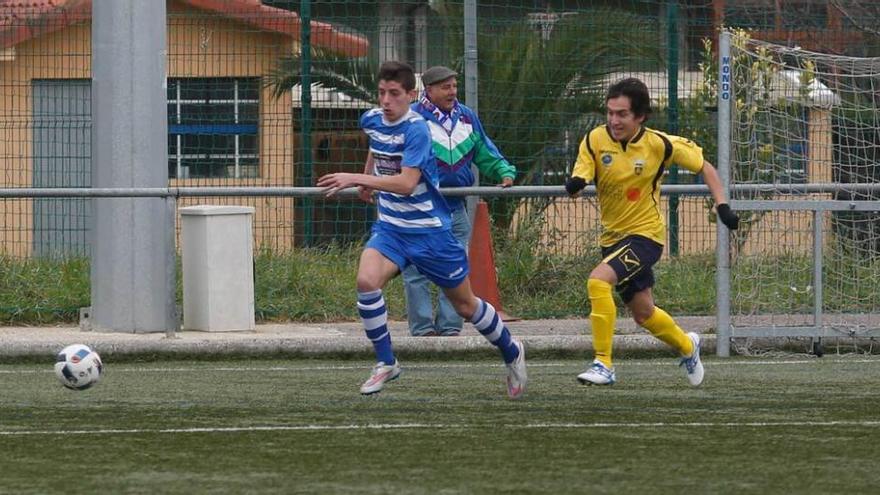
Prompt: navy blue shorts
<box><xmin>366</xmin><ymin>226</ymin><xmax>469</xmax><ymax>289</ymax></box>
<box><xmin>600</xmin><ymin>235</ymin><xmax>664</xmax><ymax>303</ymax></box>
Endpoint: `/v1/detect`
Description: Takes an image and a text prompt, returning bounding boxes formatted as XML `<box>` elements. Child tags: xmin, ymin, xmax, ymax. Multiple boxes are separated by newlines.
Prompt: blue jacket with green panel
<box><xmin>411</xmin><ymin>94</ymin><xmax>516</xmax><ymax>209</ymax></box>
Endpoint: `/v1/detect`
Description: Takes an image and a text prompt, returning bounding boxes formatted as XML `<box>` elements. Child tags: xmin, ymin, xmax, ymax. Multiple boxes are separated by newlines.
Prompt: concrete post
<box><xmin>90</xmin><ymin>0</ymin><xmax>176</xmax><ymax>333</ymax></box>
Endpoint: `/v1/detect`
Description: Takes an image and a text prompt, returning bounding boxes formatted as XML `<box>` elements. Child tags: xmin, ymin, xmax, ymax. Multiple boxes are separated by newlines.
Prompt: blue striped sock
<box><xmin>470</xmin><ymin>298</ymin><xmax>519</xmax><ymax>364</ymax></box>
<box><xmin>357</xmin><ymin>289</ymin><xmax>395</xmax><ymax>365</ymax></box>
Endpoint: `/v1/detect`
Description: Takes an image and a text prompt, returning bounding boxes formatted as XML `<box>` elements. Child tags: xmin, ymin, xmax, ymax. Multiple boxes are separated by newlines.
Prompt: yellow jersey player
<box><xmin>565</xmin><ymin>77</ymin><xmax>739</xmax><ymax>387</ymax></box>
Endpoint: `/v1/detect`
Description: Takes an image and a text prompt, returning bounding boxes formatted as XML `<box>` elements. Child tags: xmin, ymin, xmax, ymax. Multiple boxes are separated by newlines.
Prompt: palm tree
<box><xmin>476</xmin><ymin>10</ymin><xmax>662</xmax><ymax>183</ymax></box>
<box><xmin>471</xmin><ymin>10</ymin><xmax>662</xmax><ymax>228</ymax></box>
<box><xmin>265</xmin><ymin>47</ymin><xmax>377</xmax><ymax>103</ymax></box>
<box><xmin>265</xmin><ymin>8</ymin><xmax>662</xmax><ymax>230</ymax></box>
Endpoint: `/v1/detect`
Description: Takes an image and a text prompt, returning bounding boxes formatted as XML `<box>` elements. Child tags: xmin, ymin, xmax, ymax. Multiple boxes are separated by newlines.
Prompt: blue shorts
<box><xmin>366</xmin><ymin>226</ymin><xmax>470</xmax><ymax>289</ymax></box>
<box><xmin>601</xmin><ymin>235</ymin><xmax>663</xmax><ymax>303</ymax></box>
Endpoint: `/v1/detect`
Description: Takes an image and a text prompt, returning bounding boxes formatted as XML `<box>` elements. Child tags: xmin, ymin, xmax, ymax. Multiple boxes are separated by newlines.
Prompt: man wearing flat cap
<box><xmin>403</xmin><ymin>65</ymin><xmax>516</xmax><ymax>337</ymax></box>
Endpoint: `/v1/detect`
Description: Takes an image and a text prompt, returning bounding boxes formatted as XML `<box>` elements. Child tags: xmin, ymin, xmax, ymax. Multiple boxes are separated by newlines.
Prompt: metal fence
<box><xmin>5</xmin><ymin>1</ymin><xmax>878</xmax><ymax>256</ymax></box>
<box><xmin>2</xmin><ymin>1</ymin><xmax>880</xmax><ymax>338</ymax></box>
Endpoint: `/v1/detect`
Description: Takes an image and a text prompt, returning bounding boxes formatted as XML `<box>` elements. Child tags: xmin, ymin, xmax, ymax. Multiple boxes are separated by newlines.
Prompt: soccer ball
<box><xmin>54</xmin><ymin>344</ymin><xmax>103</xmax><ymax>390</ymax></box>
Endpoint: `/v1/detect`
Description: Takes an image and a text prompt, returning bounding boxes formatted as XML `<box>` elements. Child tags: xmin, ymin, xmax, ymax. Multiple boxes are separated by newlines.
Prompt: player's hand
<box><xmin>564</xmin><ymin>176</ymin><xmax>587</xmax><ymax>198</ymax></box>
<box><xmin>717</xmin><ymin>203</ymin><xmax>739</xmax><ymax>230</ymax></box>
<box><xmin>357</xmin><ymin>185</ymin><xmax>375</xmax><ymax>204</ymax></box>
<box><xmin>498</xmin><ymin>177</ymin><xmax>514</xmax><ymax>188</ymax></box>
<box><xmin>317</xmin><ymin>173</ymin><xmax>358</xmax><ymax>197</ymax></box>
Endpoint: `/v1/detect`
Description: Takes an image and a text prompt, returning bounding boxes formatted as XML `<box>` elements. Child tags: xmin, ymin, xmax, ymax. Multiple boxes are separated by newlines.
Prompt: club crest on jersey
<box><xmin>601</xmin><ymin>153</ymin><xmax>613</xmax><ymax>166</ymax></box>
<box><xmin>633</xmin><ymin>159</ymin><xmax>645</xmax><ymax>175</ymax></box>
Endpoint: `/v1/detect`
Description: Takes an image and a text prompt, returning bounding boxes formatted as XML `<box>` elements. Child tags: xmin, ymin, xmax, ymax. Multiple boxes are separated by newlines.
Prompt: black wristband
<box><xmin>565</xmin><ymin>177</ymin><xmax>587</xmax><ymax>196</ymax></box>
<box><xmin>717</xmin><ymin>203</ymin><xmax>739</xmax><ymax>230</ymax></box>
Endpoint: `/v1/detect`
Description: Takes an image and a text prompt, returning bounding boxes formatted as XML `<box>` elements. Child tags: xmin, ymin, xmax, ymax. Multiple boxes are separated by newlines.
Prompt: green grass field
<box><xmin>2</xmin><ymin>356</ymin><xmax>880</xmax><ymax>494</ymax></box>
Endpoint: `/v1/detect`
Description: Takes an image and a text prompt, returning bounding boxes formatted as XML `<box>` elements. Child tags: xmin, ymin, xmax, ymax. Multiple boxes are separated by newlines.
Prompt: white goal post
<box><xmin>716</xmin><ymin>29</ymin><xmax>880</xmax><ymax>356</ymax></box>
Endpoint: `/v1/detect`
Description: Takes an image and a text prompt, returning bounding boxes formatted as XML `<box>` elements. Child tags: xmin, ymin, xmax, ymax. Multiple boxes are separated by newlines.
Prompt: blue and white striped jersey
<box><xmin>360</xmin><ymin>108</ymin><xmax>451</xmax><ymax>233</ymax></box>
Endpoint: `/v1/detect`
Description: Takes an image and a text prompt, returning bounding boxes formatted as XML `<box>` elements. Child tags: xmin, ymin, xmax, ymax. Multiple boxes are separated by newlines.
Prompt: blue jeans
<box><xmin>403</xmin><ymin>204</ymin><xmax>472</xmax><ymax>336</ymax></box>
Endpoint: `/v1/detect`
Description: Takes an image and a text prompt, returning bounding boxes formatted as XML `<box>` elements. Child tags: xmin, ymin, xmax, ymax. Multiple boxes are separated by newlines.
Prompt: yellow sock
<box><xmin>641</xmin><ymin>306</ymin><xmax>694</xmax><ymax>356</ymax></box>
<box><xmin>587</xmin><ymin>278</ymin><xmax>616</xmax><ymax>368</ymax></box>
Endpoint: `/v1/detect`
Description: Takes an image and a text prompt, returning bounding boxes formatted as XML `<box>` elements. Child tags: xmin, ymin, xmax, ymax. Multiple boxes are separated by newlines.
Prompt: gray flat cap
<box><xmin>421</xmin><ymin>66</ymin><xmax>458</xmax><ymax>86</ymax></box>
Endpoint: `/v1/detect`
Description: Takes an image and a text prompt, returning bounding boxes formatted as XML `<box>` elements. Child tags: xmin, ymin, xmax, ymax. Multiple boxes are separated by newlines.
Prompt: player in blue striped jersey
<box><xmin>318</xmin><ymin>61</ymin><xmax>527</xmax><ymax>399</ymax></box>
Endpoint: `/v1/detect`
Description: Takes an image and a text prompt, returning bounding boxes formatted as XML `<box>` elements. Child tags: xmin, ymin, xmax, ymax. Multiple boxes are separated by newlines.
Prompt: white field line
<box><xmin>2</xmin><ymin>358</ymin><xmax>880</xmax><ymax>374</ymax></box>
<box><xmin>2</xmin><ymin>420</ymin><xmax>880</xmax><ymax>437</ymax></box>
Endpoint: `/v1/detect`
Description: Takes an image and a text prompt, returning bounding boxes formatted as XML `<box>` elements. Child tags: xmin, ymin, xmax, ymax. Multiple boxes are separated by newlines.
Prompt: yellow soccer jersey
<box><xmin>571</xmin><ymin>125</ymin><xmax>705</xmax><ymax>247</ymax></box>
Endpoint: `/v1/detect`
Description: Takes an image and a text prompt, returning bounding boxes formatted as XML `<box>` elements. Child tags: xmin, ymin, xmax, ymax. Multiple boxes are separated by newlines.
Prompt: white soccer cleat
<box><xmin>577</xmin><ymin>359</ymin><xmax>616</xmax><ymax>385</ymax></box>
<box><xmin>360</xmin><ymin>361</ymin><xmax>401</xmax><ymax>395</ymax></box>
<box><xmin>505</xmin><ymin>340</ymin><xmax>527</xmax><ymax>399</ymax></box>
<box><xmin>680</xmin><ymin>332</ymin><xmax>704</xmax><ymax>387</ymax></box>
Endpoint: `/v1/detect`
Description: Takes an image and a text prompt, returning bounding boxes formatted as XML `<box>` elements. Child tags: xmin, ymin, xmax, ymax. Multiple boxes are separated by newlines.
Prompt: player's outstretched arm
<box><xmin>564</xmin><ymin>176</ymin><xmax>587</xmax><ymax>198</ymax></box>
<box><xmin>318</xmin><ymin>166</ymin><xmax>422</xmax><ymax>198</ymax></box>
<box><xmin>700</xmin><ymin>160</ymin><xmax>739</xmax><ymax>230</ymax></box>
<box><xmin>565</xmin><ymin>135</ymin><xmax>595</xmax><ymax>198</ymax></box>
<box><xmin>357</xmin><ymin>152</ymin><xmax>376</xmax><ymax>203</ymax></box>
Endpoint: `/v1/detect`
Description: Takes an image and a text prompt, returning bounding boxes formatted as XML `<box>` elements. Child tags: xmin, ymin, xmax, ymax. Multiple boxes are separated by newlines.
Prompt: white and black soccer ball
<box><xmin>54</xmin><ymin>344</ymin><xmax>103</xmax><ymax>390</ymax></box>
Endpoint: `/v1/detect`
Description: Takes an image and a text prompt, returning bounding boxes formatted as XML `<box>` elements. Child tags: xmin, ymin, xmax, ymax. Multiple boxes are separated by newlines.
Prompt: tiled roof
<box><xmin>0</xmin><ymin>0</ymin><xmax>368</xmax><ymax>56</ymax></box>
<box><xmin>0</xmin><ymin>0</ymin><xmax>91</xmax><ymax>48</ymax></box>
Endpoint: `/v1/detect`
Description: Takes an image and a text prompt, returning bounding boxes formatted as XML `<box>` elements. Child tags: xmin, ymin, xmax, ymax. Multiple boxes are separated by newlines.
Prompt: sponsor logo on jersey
<box><xmin>633</xmin><ymin>159</ymin><xmax>645</xmax><ymax>175</ymax></box>
<box><xmin>625</xmin><ymin>187</ymin><xmax>641</xmax><ymax>202</ymax></box>
<box><xmin>601</xmin><ymin>153</ymin><xmax>613</xmax><ymax>166</ymax></box>
<box><xmin>373</xmin><ymin>153</ymin><xmax>402</xmax><ymax>176</ymax></box>
<box><xmin>618</xmin><ymin>248</ymin><xmax>641</xmax><ymax>271</ymax></box>
<box><xmin>448</xmin><ymin>266</ymin><xmax>464</xmax><ymax>278</ymax></box>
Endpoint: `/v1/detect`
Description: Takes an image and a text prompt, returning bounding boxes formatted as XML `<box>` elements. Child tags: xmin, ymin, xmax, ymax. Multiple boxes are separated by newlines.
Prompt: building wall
<box><xmin>0</xmin><ymin>23</ymin><xmax>92</xmax><ymax>256</ymax></box>
<box><xmin>0</xmin><ymin>1</ymin><xmax>300</xmax><ymax>256</ymax></box>
<box><xmin>513</xmin><ymin>194</ymin><xmax>822</xmax><ymax>258</ymax></box>
<box><xmin>166</xmin><ymin>3</ymin><xmax>297</xmax><ymax>252</ymax></box>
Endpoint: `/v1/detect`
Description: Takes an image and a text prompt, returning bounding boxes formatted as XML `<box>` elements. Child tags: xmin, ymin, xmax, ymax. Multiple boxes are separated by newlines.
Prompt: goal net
<box><xmin>725</xmin><ymin>31</ymin><xmax>880</xmax><ymax>354</ymax></box>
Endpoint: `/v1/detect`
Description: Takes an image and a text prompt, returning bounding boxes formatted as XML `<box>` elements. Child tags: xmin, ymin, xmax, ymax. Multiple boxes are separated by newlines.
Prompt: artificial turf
<box><xmin>1</xmin><ymin>356</ymin><xmax>879</xmax><ymax>494</ymax></box>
